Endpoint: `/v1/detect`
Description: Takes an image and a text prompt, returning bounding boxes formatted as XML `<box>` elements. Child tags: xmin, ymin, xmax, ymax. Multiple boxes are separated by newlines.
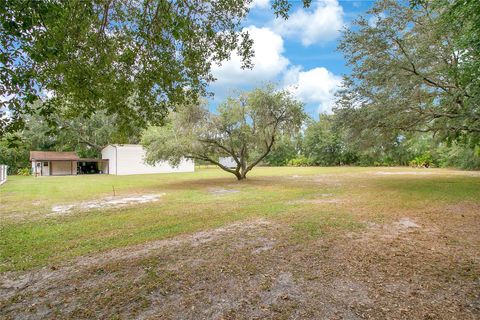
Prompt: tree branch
<box><xmin>243</xmin><ymin>118</ymin><xmax>280</xmax><ymax>175</ymax></box>
<box><xmin>186</xmin><ymin>153</ymin><xmax>241</xmax><ymax>178</ymax></box>
<box><xmin>99</xmin><ymin>0</ymin><xmax>113</xmax><ymax>37</ymax></box>
<box><xmin>198</xmin><ymin>137</ymin><xmax>240</xmax><ymax>166</ymax></box>
<box><xmin>393</xmin><ymin>38</ymin><xmax>456</xmax><ymax>95</ymax></box>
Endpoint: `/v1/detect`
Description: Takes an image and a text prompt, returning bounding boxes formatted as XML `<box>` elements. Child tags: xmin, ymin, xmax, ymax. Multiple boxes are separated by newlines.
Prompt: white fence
<box><xmin>0</xmin><ymin>165</ymin><xmax>7</xmax><ymax>186</ymax></box>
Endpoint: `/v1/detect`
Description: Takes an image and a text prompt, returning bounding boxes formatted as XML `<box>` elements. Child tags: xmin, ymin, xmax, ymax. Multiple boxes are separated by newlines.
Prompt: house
<box><xmin>30</xmin><ymin>151</ymin><xmax>109</xmax><ymax>176</ymax></box>
<box><xmin>31</xmin><ymin>151</ymin><xmax>78</xmax><ymax>176</ymax></box>
<box><xmin>101</xmin><ymin>144</ymin><xmax>194</xmax><ymax>175</ymax></box>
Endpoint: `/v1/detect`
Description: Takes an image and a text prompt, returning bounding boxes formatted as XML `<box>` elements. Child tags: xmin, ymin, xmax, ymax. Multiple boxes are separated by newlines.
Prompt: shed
<box><xmin>30</xmin><ymin>151</ymin><xmax>79</xmax><ymax>176</ymax></box>
<box><xmin>101</xmin><ymin>144</ymin><xmax>194</xmax><ymax>175</ymax></box>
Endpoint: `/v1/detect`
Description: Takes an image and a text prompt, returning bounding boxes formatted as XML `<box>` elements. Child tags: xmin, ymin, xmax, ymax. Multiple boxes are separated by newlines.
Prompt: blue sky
<box><xmin>208</xmin><ymin>0</ymin><xmax>375</xmax><ymax>119</ymax></box>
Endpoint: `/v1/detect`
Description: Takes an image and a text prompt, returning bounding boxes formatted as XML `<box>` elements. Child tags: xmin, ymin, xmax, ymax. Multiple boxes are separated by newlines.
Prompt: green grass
<box><xmin>1</xmin><ymin>166</ymin><xmax>479</xmax><ymax>272</ymax></box>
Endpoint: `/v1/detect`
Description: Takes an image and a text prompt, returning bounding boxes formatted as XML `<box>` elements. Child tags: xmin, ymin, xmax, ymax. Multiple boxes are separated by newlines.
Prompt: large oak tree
<box><xmin>142</xmin><ymin>85</ymin><xmax>305</xmax><ymax>180</ymax></box>
<box><xmin>335</xmin><ymin>0</ymin><xmax>479</xmax><ymax>143</ymax></box>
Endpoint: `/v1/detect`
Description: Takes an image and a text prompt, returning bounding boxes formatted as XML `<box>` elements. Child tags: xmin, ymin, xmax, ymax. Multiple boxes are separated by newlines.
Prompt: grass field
<box><xmin>1</xmin><ymin>167</ymin><xmax>479</xmax><ymax>319</ymax></box>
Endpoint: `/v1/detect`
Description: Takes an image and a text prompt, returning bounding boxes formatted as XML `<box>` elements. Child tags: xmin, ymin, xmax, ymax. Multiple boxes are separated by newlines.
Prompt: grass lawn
<box><xmin>1</xmin><ymin>166</ymin><xmax>479</xmax><ymax>319</ymax></box>
<box><xmin>1</xmin><ymin>166</ymin><xmax>374</xmax><ymax>272</ymax></box>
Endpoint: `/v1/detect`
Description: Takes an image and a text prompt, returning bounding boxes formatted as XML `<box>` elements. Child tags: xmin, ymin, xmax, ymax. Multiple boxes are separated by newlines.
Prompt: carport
<box><xmin>77</xmin><ymin>159</ymin><xmax>109</xmax><ymax>174</ymax></box>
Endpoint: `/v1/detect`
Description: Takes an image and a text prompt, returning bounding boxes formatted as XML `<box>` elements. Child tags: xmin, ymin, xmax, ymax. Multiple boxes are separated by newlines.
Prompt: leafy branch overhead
<box><xmin>1</xmin><ymin>0</ymin><xmax>255</xmax><ymax>134</ymax></box>
<box><xmin>142</xmin><ymin>85</ymin><xmax>306</xmax><ymax>180</ymax></box>
<box><xmin>335</xmin><ymin>0</ymin><xmax>480</xmax><ymax>143</ymax></box>
<box><xmin>0</xmin><ymin>0</ymin><xmax>313</xmax><ymax>136</ymax></box>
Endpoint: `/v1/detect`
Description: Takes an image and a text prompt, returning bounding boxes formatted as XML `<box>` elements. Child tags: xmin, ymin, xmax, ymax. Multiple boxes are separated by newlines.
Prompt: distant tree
<box><xmin>436</xmin><ymin>142</ymin><xmax>480</xmax><ymax>170</ymax></box>
<box><xmin>336</xmin><ymin>0</ymin><xmax>480</xmax><ymax>142</ymax></box>
<box><xmin>0</xmin><ymin>133</ymin><xmax>29</xmax><ymax>174</ymax></box>
<box><xmin>302</xmin><ymin>115</ymin><xmax>358</xmax><ymax>166</ymax></box>
<box><xmin>0</xmin><ymin>0</ymin><xmax>313</xmax><ymax>136</ymax></box>
<box><xmin>263</xmin><ymin>135</ymin><xmax>300</xmax><ymax>166</ymax></box>
<box><xmin>22</xmin><ymin>108</ymin><xmax>140</xmax><ymax>158</ymax></box>
<box><xmin>142</xmin><ymin>85</ymin><xmax>306</xmax><ymax>180</ymax></box>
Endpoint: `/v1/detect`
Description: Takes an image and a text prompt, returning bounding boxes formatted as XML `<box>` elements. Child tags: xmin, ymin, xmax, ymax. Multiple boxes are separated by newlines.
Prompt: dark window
<box><xmin>43</xmin><ymin>162</ymin><xmax>48</xmax><ymax>167</ymax></box>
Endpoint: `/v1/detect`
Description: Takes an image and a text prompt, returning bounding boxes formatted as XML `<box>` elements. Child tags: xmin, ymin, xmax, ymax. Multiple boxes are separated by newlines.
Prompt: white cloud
<box><xmin>211</xmin><ymin>26</ymin><xmax>289</xmax><ymax>87</ymax></box>
<box><xmin>209</xmin><ymin>24</ymin><xmax>342</xmax><ymax>115</ymax></box>
<box><xmin>284</xmin><ymin>66</ymin><xmax>342</xmax><ymax>114</ymax></box>
<box><xmin>249</xmin><ymin>0</ymin><xmax>270</xmax><ymax>9</ymax></box>
<box><xmin>272</xmin><ymin>0</ymin><xmax>344</xmax><ymax>46</ymax></box>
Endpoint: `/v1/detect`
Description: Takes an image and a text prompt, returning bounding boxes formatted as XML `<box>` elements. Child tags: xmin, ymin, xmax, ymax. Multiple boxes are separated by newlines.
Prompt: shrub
<box><xmin>17</xmin><ymin>167</ymin><xmax>31</xmax><ymax>176</ymax></box>
<box><xmin>288</xmin><ymin>156</ymin><xmax>311</xmax><ymax>167</ymax></box>
<box><xmin>409</xmin><ymin>152</ymin><xmax>435</xmax><ymax>168</ymax></box>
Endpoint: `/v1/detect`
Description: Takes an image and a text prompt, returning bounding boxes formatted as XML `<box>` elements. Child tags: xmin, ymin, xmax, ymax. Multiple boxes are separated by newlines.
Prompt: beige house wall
<box><xmin>51</xmin><ymin>161</ymin><xmax>77</xmax><ymax>176</ymax></box>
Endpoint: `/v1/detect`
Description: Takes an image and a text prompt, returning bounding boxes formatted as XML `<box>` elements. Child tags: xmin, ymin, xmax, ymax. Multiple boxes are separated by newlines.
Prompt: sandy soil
<box><xmin>49</xmin><ymin>193</ymin><xmax>166</xmax><ymax>215</ymax></box>
<box><xmin>208</xmin><ymin>188</ymin><xmax>240</xmax><ymax>196</ymax></box>
<box><xmin>375</xmin><ymin>171</ymin><xmax>436</xmax><ymax>175</ymax></box>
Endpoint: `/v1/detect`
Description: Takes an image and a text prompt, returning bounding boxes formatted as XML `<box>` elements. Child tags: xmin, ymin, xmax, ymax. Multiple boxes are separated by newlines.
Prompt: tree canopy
<box><xmin>142</xmin><ymin>85</ymin><xmax>306</xmax><ymax>180</ymax></box>
<box><xmin>0</xmin><ymin>0</ymin><xmax>314</xmax><ymax>136</ymax></box>
<box><xmin>0</xmin><ymin>0</ymin><xmax>256</xmax><ymax>135</ymax></box>
<box><xmin>301</xmin><ymin>115</ymin><xmax>358</xmax><ymax>166</ymax></box>
<box><xmin>335</xmin><ymin>0</ymin><xmax>479</xmax><ymax>143</ymax></box>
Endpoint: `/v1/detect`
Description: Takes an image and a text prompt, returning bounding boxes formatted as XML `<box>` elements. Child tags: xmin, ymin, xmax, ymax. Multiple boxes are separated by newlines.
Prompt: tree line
<box><xmin>2</xmin><ymin>89</ymin><xmax>478</xmax><ymax>176</ymax></box>
<box><xmin>263</xmin><ymin>114</ymin><xmax>480</xmax><ymax>170</ymax></box>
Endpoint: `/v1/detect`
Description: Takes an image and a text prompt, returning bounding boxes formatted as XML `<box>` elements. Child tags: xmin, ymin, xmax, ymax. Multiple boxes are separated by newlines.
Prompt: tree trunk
<box><xmin>236</xmin><ymin>172</ymin><xmax>247</xmax><ymax>180</ymax></box>
<box><xmin>229</xmin><ymin>156</ymin><xmax>248</xmax><ymax>180</ymax></box>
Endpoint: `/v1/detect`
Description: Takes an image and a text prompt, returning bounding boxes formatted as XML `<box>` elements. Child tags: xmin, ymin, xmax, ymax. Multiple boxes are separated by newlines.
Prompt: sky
<box><xmin>208</xmin><ymin>0</ymin><xmax>375</xmax><ymax>119</ymax></box>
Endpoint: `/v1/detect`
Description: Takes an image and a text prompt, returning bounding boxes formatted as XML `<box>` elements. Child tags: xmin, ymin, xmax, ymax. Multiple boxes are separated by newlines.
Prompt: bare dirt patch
<box><xmin>0</xmin><ymin>219</ymin><xmax>281</xmax><ymax>319</ymax></box>
<box><xmin>396</xmin><ymin>217</ymin><xmax>420</xmax><ymax>229</ymax></box>
<box><xmin>287</xmin><ymin>194</ymin><xmax>341</xmax><ymax>205</ymax></box>
<box><xmin>375</xmin><ymin>171</ymin><xmax>435</xmax><ymax>175</ymax></box>
<box><xmin>49</xmin><ymin>193</ymin><xmax>166</xmax><ymax>215</ymax></box>
<box><xmin>350</xmin><ymin>217</ymin><xmax>426</xmax><ymax>243</ymax></box>
<box><xmin>288</xmin><ymin>175</ymin><xmax>304</xmax><ymax>179</ymax></box>
<box><xmin>289</xmin><ymin>174</ymin><xmax>344</xmax><ymax>186</ymax></box>
<box><xmin>0</xmin><ymin>219</ymin><xmax>273</xmax><ymax>299</ymax></box>
<box><xmin>258</xmin><ymin>272</ymin><xmax>302</xmax><ymax>306</ymax></box>
<box><xmin>289</xmin><ymin>198</ymin><xmax>341</xmax><ymax>205</ymax></box>
<box><xmin>208</xmin><ymin>188</ymin><xmax>240</xmax><ymax>196</ymax></box>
